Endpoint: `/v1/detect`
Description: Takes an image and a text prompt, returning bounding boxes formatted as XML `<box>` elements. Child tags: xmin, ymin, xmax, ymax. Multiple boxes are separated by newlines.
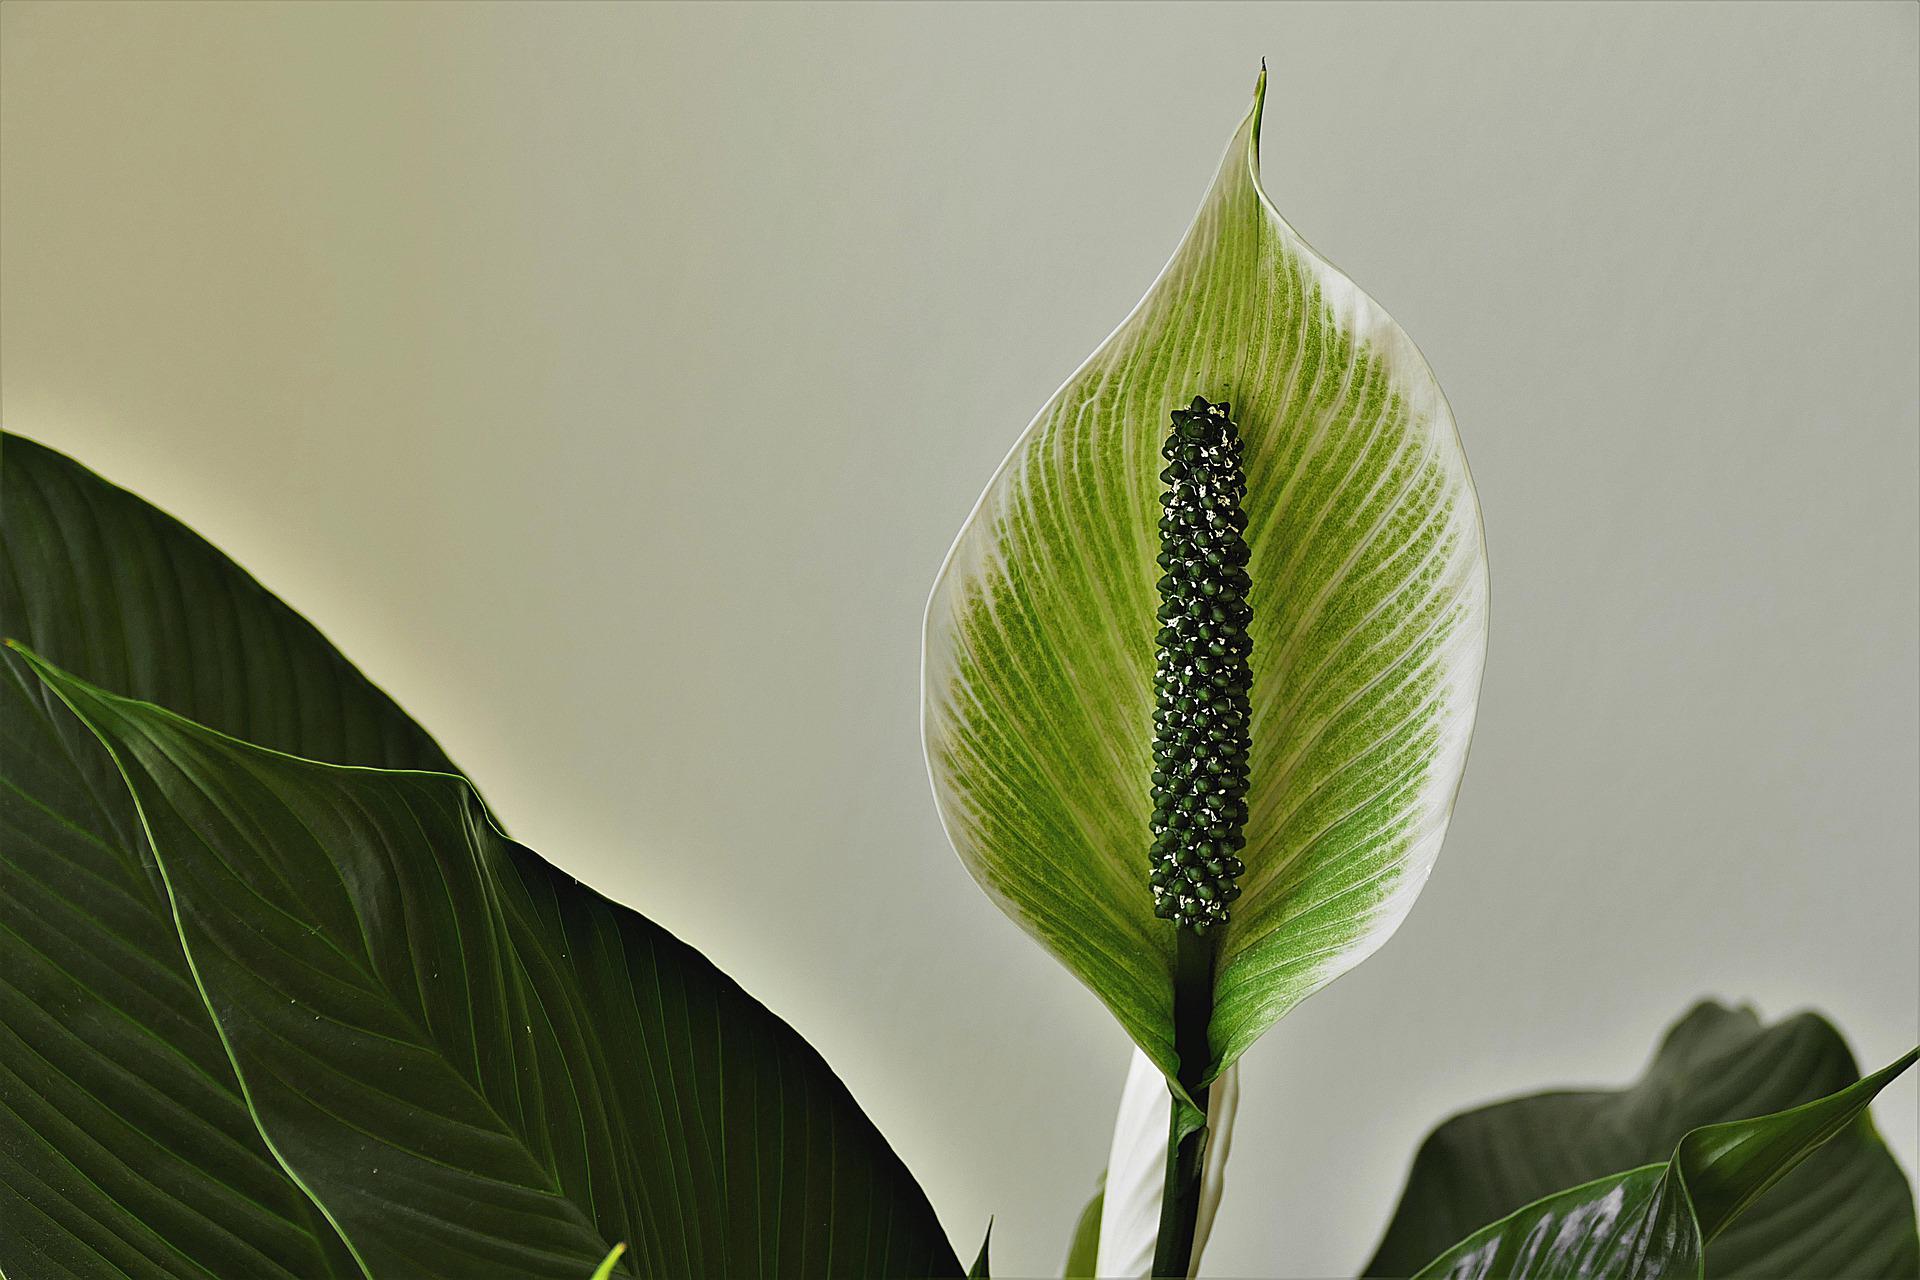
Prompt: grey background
<box><xmin>3</xmin><ymin>3</ymin><xmax>1915</xmax><ymax>1275</ymax></box>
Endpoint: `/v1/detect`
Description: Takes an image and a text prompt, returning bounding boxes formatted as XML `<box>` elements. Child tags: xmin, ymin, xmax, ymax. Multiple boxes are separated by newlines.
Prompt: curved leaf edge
<box><xmin>1406</xmin><ymin>1047</ymin><xmax>1920</xmax><ymax>1279</ymax></box>
<box><xmin>1677</xmin><ymin>1047</ymin><xmax>1920</xmax><ymax>1242</ymax></box>
<box><xmin>12</xmin><ymin>641</ymin><xmax>964</xmax><ymax>1279</ymax></box>
<box><xmin>1205</xmin><ymin>65</ymin><xmax>1488</xmax><ymax>1086</ymax></box>
<box><xmin>2</xmin><ymin>430</ymin><xmax>479</xmax><ymax>816</ymax></box>
<box><xmin>11</xmin><ymin>639</ymin><xmax>511</xmax><ymax>1279</ymax></box>
<box><xmin>1364</xmin><ymin>1000</ymin><xmax>1920</xmax><ymax>1278</ymax></box>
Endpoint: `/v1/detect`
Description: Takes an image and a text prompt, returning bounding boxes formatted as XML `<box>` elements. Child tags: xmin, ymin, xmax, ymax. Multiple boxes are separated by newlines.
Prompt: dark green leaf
<box><xmin>1410</xmin><ymin>1049</ymin><xmax>1916</xmax><ymax>1279</ymax></box>
<box><xmin>1</xmin><ymin>435</ymin><xmax>957</xmax><ymax>1278</ymax></box>
<box><xmin>1365</xmin><ymin>1002</ymin><xmax>1918</xmax><ymax>1279</ymax></box>
<box><xmin>23</xmin><ymin>649</ymin><xmax>960</xmax><ymax>1279</ymax></box>
<box><xmin>1</xmin><ymin>432</ymin><xmax>448</xmax><ymax>1277</ymax></box>
<box><xmin>968</xmin><ymin>1219</ymin><xmax>992</xmax><ymax>1277</ymax></box>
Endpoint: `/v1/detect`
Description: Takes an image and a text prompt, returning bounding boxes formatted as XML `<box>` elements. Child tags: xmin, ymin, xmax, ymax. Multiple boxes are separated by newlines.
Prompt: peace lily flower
<box><xmin>922</xmin><ymin>68</ymin><xmax>1487</xmax><ymax>1273</ymax></box>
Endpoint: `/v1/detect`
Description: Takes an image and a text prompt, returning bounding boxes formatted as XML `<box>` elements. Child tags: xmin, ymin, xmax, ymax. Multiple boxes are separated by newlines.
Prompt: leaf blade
<box><xmin>1680</xmin><ymin>1050</ymin><xmax>1920</xmax><ymax>1247</ymax></box>
<box><xmin>22</xmin><ymin>649</ymin><xmax>961</xmax><ymax>1280</ymax></box>
<box><xmin>1368</xmin><ymin>1002</ymin><xmax>1920</xmax><ymax>1279</ymax></box>
<box><xmin>1408</xmin><ymin>1049</ymin><xmax>1917</xmax><ymax>1280</ymax></box>
<box><xmin>1</xmin><ymin>431</ymin><xmax>446</xmax><ymax>1278</ymax></box>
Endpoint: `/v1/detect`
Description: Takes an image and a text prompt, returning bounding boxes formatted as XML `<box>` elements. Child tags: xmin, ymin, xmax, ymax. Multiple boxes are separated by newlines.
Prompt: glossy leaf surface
<box><xmin>1369</xmin><ymin>1004</ymin><xmax>1919</xmax><ymax>1279</ymax></box>
<box><xmin>1</xmin><ymin>435</ymin><xmax>957</xmax><ymax>1279</ymax></box>
<box><xmin>25</xmin><ymin>650</ymin><xmax>960</xmax><ymax>1279</ymax></box>
<box><xmin>922</xmin><ymin>72</ymin><xmax>1487</xmax><ymax>1085</ymax></box>
<box><xmin>1</xmin><ymin>432</ymin><xmax>433</xmax><ymax>1277</ymax></box>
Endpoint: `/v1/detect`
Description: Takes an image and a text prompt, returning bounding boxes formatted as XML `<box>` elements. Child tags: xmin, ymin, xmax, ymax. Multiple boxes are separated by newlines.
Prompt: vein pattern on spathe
<box><xmin>923</xmin><ymin>75</ymin><xmax>1486</xmax><ymax>1084</ymax></box>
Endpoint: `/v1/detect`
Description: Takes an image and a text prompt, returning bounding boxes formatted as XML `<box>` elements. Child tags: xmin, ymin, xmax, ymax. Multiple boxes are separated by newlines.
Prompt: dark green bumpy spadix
<box><xmin>1149</xmin><ymin>396</ymin><xmax>1252</xmax><ymax>932</ymax></box>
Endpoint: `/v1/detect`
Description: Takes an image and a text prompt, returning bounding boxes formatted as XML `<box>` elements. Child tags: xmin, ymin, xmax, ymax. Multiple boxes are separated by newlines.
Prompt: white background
<box><xmin>4</xmin><ymin>3</ymin><xmax>1915</xmax><ymax>1275</ymax></box>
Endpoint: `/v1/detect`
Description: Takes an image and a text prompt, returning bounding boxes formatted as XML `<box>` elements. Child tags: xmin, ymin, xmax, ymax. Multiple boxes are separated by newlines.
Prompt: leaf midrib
<box><xmin>93</xmin><ymin>705</ymin><xmax>622</xmax><ymax>1270</ymax></box>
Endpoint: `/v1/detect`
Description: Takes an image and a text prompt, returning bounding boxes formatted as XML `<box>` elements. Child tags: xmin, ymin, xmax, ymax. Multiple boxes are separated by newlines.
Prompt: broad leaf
<box><xmin>1400</xmin><ymin>1044</ymin><xmax>1918</xmax><ymax>1279</ymax></box>
<box><xmin>23</xmin><ymin>650</ymin><xmax>961</xmax><ymax>1279</ymax></box>
<box><xmin>922</xmin><ymin>70</ymin><xmax>1487</xmax><ymax>1087</ymax></box>
<box><xmin>1367</xmin><ymin>1002</ymin><xmax>1920</xmax><ymax>1279</ymax></box>
<box><xmin>1</xmin><ymin>432</ymin><xmax>442</xmax><ymax>1277</ymax></box>
<box><xmin>1</xmin><ymin>435</ymin><xmax>957</xmax><ymax>1278</ymax></box>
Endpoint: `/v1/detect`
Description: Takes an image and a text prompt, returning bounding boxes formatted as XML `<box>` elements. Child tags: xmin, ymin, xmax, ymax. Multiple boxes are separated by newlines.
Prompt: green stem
<box><xmin>1151</xmin><ymin>928</ymin><xmax>1215</xmax><ymax>1277</ymax></box>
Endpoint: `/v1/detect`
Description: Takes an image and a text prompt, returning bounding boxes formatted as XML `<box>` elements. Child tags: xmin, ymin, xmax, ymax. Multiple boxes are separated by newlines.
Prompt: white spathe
<box><xmin>1094</xmin><ymin>1048</ymin><xmax>1241</xmax><ymax>1278</ymax></box>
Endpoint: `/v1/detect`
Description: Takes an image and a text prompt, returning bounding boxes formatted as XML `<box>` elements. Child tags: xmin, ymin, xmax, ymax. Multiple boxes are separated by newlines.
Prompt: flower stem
<box><xmin>1151</xmin><ymin>927</ymin><xmax>1215</xmax><ymax>1277</ymax></box>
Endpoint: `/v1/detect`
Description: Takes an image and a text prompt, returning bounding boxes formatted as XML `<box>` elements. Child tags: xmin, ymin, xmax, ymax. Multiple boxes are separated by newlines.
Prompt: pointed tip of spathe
<box><xmin>1248</xmin><ymin>60</ymin><xmax>1269</xmax><ymax>160</ymax></box>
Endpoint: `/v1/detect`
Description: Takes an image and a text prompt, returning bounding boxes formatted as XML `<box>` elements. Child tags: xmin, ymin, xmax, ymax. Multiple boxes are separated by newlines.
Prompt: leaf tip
<box><xmin>968</xmin><ymin>1216</ymin><xmax>993</xmax><ymax>1277</ymax></box>
<box><xmin>588</xmin><ymin>1241</ymin><xmax>628</xmax><ymax>1280</ymax></box>
<box><xmin>1250</xmin><ymin>60</ymin><xmax>1268</xmax><ymax>152</ymax></box>
<box><xmin>8</xmin><ymin>643</ymin><xmax>92</xmax><ymax>702</ymax></box>
<box><xmin>5</xmin><ymin>638</ymin><xmax>57</xmax><ymax>681</ymax></box>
